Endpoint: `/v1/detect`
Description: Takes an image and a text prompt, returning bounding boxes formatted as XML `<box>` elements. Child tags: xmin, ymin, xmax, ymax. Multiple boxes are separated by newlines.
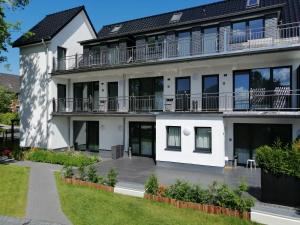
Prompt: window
<box><xmin>166</xmin><ymin>126</ymin><xmax>181</xmax><ymax>150</ymax></box>
<box><xmin>247</xmin><ymin>0</ymin><xmax>260</xmax><ymax>7</ymax></box>
<box><xmin>110</xmin><ymin>25</ymin><xmax>122</xmax><ymax>33</ymax></box>
<box><xmin>195</xmin><ymin>127</ymin><xmax>212</xmax><ymax>153</ymax></box>
<box><xmin>249</xmin><ymin>19</ymin><xmax>264</xmax><ymax>39</ymax></box>
<box><xmin>170</xmin><ymin>12</ymin><xmax>182</xmax><ymax>23</ymax></box>
<box><xmin>232</xmin><ymin>22</ymin><xmax>247</xmax><ymax>43</ymax></box>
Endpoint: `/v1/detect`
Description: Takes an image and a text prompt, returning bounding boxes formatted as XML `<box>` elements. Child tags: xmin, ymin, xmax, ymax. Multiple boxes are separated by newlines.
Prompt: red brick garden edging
<box><xmin>62</xmin><ymin>178</ymin><xmax>114</xmax><ymax>192</ymax></box>
<box><xmin>144</xmin><ymin>194</ymin><xmax>250</xmax><ymax>220</ymax></box>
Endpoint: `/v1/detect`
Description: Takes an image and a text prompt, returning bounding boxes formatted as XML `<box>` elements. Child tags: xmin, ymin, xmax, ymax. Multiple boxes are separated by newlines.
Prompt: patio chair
<box><xmin>250</xmin><ymin>88</ymin><xmax>266</xmax><ymax>110</ymax></box>
<box><xmin>273</xmin><ymin>86</ymin><xmax>290</xmax><ymax>109</ymax></box>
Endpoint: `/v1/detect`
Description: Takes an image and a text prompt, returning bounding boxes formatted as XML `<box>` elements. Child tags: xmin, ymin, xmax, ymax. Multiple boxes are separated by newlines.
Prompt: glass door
<box><xmin>57</xmin><ymin>84</ymin><xmax>66</xmax><ymax>112</ymax></box>
<box><xmin>178</xmin><ymin>31</ymin><xmax>191</xmax><ymax>57</ymax></box>
<box><xmin>176</xmin><ymin>77</ymin><xmax>190</xmax><ymax>111</ymax></box>
<box><xmin>86</xmin><ymin>121</ymin><xmax>99</xmax><ymax>152</ymax></box>
<box><xmin>57</xmin><ymin>47</ymin><xmax>66</xmax><ymax>70</ymax></box>
<box><xmin>203</xmin><ymin>27</ymin><xmax>218</xmax><ymax>54</ymax></box>
<box><xmin>108</xmin><ymin>82</ymin><xmax>118</xmax><ymax>111</ymax></box>
<box><xmin>129</xmin><ymin>122</ymin><xmax>155</xmax><ymax>158</ymax></box>
<box><xmin>234</xmin><ymin>71</ymin><xmax>250</xmax><ymax>110</ymax></box>
<box><xmin>73</xmin><ymin>83</ymin><xmax>84</xmax><ymax>111</ymax></box>
<box><xmin>202</xmin><ymin>75</ymin><xmax>219</xmax><ymax>111</ymax></box>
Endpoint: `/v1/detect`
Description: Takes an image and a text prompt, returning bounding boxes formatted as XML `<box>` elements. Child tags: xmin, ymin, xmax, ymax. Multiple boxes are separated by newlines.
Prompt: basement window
<box><xmin>170</xmin><ymin>12</ymin><xmax>182</xmax><ymax>23</ymax></box>
<box><xmin>246</xmin><ymin>0</ymin><xmax>260</xmax><ymax>7</ymax></box>
<box><xmin>110</xmin><ymin>25</ymin><xmax>122</xmax><ymax>33</ymax></box>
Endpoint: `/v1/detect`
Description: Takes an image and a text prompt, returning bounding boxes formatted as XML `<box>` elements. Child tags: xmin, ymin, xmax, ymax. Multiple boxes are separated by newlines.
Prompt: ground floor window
<box><xmin>234</xmin><ymin>123</ymin><xmax>292</xmax><ymax>164</ymax></box>
<box><xmin>166</xmin><ymin>126</ymin><xmax>181</xmax><ymax>150</ymax></box>
<box><xmin>195</xmin><ymin>127</ymin><xmax>212</xmax><ymax>153</ymax></box>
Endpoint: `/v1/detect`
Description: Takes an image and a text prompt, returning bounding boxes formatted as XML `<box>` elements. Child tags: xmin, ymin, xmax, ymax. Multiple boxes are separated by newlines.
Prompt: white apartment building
<box><xmin>13</xmin><ymin>0</ymin><xmax>300</xmax><ymax>169</ymax></box>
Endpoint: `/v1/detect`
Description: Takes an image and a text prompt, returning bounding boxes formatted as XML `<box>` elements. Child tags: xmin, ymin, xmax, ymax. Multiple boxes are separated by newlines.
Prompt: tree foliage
<box><xmin>0</xmin><ymin>85</ymin><xmax>16</xmax><ymax>112</ymax></box>
<box><xmin>0</xmin><ymin>0</ymin><xmax>29</xmax><ymax>62</ymax></box>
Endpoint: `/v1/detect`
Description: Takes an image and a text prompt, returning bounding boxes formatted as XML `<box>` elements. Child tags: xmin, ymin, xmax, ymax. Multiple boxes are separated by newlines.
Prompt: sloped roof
<box><xmin>96</xmin><ymin>0</ymin><xmax>299</xmax><ymax>40</ymax></box>
<box><xmin>0</xmin><ymin>73</ymin><xmax>21</xmax><ymax>93</ymax></box>
<box><xmin>13</xmin><ymin>6</ymin><xmax>96</xmax><ymax>47</ymax></box>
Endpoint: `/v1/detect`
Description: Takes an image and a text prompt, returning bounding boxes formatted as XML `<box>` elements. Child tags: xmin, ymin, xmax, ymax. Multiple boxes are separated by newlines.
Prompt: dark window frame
<box><xmin>166</xmin><ymin>126</ymin><xmax>181</xmax><ymax>151</ymax></box>
<box><xmin>230</xmin><ymin>17</ymin><xmax>265</xmax><ymax>43</ymax></box>
<box><xmin>194</xmin><ymin>127</ymin><xmax>212</xmax><ymax>153</ymax></box>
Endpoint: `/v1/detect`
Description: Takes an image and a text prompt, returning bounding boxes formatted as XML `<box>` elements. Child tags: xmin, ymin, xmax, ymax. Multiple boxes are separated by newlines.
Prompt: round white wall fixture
<box><xmin>183</xmin><ymin>127</ymin><xmax>191</xmax><ymax>136</ymax></box>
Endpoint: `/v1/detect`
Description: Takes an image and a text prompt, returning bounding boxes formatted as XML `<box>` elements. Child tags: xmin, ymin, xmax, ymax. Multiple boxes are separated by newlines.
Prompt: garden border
<box><xmin>62</xmin><ymin>178</ymin><xmax>114</xmax><ymax>192</ymax></box>
<box><xmin>144</xmin><ymin>194</ymin><xmax>251</xmax><ymax>220</ymax></box>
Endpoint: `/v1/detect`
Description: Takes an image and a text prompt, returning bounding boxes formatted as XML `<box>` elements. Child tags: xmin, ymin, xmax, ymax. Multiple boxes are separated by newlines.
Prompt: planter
<box><xmin>261</xmin><ymin>170</ymin><xmax>300</xmax><ymax>207</ymax></box>
<box><xmin>144</xmin><ymin>194</ymin><xmax>250</xmax><ymax>220</ymax></box>
<box><xmin>62</xmin><ymin>178</ymin><xmax>114</xmax><ymax>192</ymax></box>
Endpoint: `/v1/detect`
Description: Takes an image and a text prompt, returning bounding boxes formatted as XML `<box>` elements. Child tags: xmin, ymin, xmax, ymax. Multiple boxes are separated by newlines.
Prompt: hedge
<box><xmin>256</xmin><ymin>141</ymin><xmax>300</xmax><ymax>178</ymax></box>
<box><xmin>0</xmin><ymin>112</ymin><xmax>19</xmax><ymax>125</ymax></box>
<box><xmin>25</xmin><ymin>149</ymin><xmax>99</xmax><ymax>166</ymax></box>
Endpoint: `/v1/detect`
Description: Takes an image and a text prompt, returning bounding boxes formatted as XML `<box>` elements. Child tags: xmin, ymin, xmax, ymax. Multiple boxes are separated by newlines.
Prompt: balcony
<box><xmin>52</xmin><ymin>23</ymin><xmax>300</xmax><ymax>73</ymax></box>
<box><xmin>52</xmin><ymin>89</ymin><xmax>300</xmax><ymax>114</ymax></box>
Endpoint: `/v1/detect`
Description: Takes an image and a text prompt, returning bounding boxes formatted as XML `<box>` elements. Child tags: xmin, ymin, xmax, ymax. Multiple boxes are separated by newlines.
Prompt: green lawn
<box><xmin>55</xmin><ymin>174</ymin><xmax>258</xmax><ymax>225</ymax></box>
<box><xmin>0</xmin><ymin>165</ymin><xmax>30</xmax><ymax>217</ymax></box>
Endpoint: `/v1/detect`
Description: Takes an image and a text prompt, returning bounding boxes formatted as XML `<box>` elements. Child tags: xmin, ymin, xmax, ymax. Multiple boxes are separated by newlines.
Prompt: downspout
<box><xmin>41</xmin><ymin>38</ymin><xmax>49</xmax><ymax>149</ymax></box>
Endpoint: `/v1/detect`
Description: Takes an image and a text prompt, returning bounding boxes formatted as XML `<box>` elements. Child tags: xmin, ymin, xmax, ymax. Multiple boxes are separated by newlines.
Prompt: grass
<box><xmin>55</xmin><ymin>173</ymin><xmax>258</xmax><ymax>225</ymax></box>
<box><xmin>0</xmin><ymin>165</ymin><xmax>30</xmax><ymax>217</ymax></box>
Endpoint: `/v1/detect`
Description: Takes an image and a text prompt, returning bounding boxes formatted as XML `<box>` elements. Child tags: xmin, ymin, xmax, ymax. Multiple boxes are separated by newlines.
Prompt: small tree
<box><xmin>106</xmin><ymin>168</ymin><xmax>118</xmax><ymax>187</ymax></box>
<box><xmin>0</xmin><ymin>86</ymin><xmax>16</xmax><ymax>113</ymax></box>
<box><xmin>145</xmin><ymin>174</ymin><xmax>159</xmax><ymax>195</ymax></box>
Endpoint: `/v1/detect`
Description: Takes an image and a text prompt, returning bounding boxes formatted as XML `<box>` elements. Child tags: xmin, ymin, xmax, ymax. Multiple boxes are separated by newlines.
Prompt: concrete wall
<box><xmin>156</xmin><ymin>115</ymin><xmax>225</xmax><ymax>167</ymax></box>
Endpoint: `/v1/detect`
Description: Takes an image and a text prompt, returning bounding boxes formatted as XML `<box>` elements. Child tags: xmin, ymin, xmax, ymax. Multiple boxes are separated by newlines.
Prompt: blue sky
<box><xmin>0</xmin><ymin>0</ymin><xmax>220</xmax><ymax>75</ymax></box>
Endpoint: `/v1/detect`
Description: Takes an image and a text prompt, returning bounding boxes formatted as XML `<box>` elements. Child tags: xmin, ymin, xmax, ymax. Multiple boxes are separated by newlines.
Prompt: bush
<box><xmin>256</xmin><ymin>141</ymin><xmax>300</xmax><ymax>178</ymax></box>
<box><xmin>145</xmin><ymin>174</ymin><xmax>159</xmax><ymax>195</ymax></box>
<box><xmin>147</xmin><ymin>177</ymin><xmax>255</xmax><ymax>212</ymax></box>
<box><xmin>25</xmin><ymin>149</ymin><xmax>100</xmax><ymax>167</ymax></box>
<box><xmin>0</xmin><ymin>112</ymin><xmax>19</xmax><ymax>125</ymax></box>
<box><xmin>62</xmin><ymin>165</ymin><xmax>73</xmax><ymax>178</ymax></box>
<box><xmin>106</xmin><ymin>168</ymin><xmax>118</xmax><ymax>187</ymax></box>
<box><xmin>87</xmin><ymin>165</ymin><xmax>98</xmax><ymax>183</ymax></box>
<box><xmin>78</xmin><ymin>165</ymin><xmax>86</xmax><ymax>181</ymax></box>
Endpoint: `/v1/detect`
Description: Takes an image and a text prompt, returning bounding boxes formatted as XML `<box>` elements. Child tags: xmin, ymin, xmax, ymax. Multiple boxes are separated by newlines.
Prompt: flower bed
<box><xmin>144</xmin><ymin>194</ymin><xmax>250</xmax><ymax>220</ymax></box>
<box><xmin>62</xmin><ymin>177</ymin><xmax>114</xmax><ymax>192</ymax></box>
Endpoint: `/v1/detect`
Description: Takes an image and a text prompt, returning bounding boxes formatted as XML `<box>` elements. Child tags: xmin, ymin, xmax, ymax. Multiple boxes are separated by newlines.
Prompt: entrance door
<box><xmin>202</xmin><ymin>75</ymin><xmax>219</xmax><ymax>111</ymax></box>
<box><xmin>234</xmin><ymin>123</ymin><xmax>292</xmax><ymax>164</ymax></box>
<box><xmin>57</xmin><ymin>84</ymin><xmax>66</xmax><ymax>112</ymax></box>
<box><xmin>107</xmin><ymin>82</ymin><xmax>118</xmax><ymax>111</ymax></box>
<box><xmin>129</xmin><ymin>122</ymin><xmax>155</xmax><ymax>158</ymax></box>
<box><xmin>86</xmin><ymin>121</ymin><xmax>99</xmax><ymax>152</ymax></box>
<box><xmin>176</xmin><ymin>77</ymin><xmax>190</xmax><ymax>111</ymax></box>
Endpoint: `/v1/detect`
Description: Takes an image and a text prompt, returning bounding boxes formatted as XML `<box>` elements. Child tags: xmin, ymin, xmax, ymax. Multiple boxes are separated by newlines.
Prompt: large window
<box><xmin>231</xmin><ymin>18</ymin><xmax>264</xmax><ymax>43</ymax></box>
<box><xmin>202</xmin><ymin>75</ymin><xmax>219</xmax><ymax>111</ymax></box>
<box><xmin>195</xmin><ymin>127</ymin><xmax>212</xmax><ymax>153</ymax></box>
<box><xmin>166</xmin><ymin>126</ymin><xmax>181</xmax><ymax>150</ymax></box>
<box><xmin>233</xmin><ymin>66</ymin><xmax>291</xmax><ymax>110</ymax></box>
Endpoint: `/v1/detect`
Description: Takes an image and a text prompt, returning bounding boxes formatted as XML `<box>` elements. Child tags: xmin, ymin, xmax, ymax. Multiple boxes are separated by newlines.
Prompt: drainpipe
<box><xmin>41</xmin><ymin>38</ymin><xmax>49</xmax><ymax>149</ymax></box>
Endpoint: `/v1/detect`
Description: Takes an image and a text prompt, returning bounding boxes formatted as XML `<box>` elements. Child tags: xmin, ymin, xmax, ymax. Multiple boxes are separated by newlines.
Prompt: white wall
<box><xmin>224</xmin><ymin>117</ymin><xmax>300</xmax><ymax>160</ymax></box>
<box><xmin>156</xmin><ymin>115</ymin><xmax>225</xmax><ymax>167</ymax></box>
<box><xmin>19</xmin><ymin>8</ymin><xmax>96</xmax><ymax>149</ymax></box>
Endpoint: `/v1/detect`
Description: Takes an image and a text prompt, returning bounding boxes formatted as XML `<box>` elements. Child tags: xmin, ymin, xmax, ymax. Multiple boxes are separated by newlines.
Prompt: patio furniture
<box><xmin>246</xmin><ymin>159</ymin><xmax>256</xmax><ymax>170</ymax></box>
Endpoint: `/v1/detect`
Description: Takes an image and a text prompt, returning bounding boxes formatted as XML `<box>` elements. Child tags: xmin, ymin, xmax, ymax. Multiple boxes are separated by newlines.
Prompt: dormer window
<box><xmin>110</xmin><ymin>25</ymin><xmax>122</xmax><ymax>33</ymax></box>
<box><xmin>246</xmin><ymin>0</ymin><xmax>260</xmax><ymax>7</ymax></box>
<box><xmin>170</xmin><ymin>12</ymin><xmax>182</xmax><ymax>23</ymax></box>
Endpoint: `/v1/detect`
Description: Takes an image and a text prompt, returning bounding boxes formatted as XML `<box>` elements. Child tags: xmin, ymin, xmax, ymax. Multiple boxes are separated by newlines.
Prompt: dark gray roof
<box><xmin>13</xmin><ymin>6</ymin><xmax>96</xmax><ymax>47</ymax></box>
<box><xmin>96</xmin><ymin>0</ymin><xmax>299</xmax><ymax>40</ymax></box>
<box><xmin>0</xmin><ymin>73</ymin><xmax>21</xmax><ymax>93</ymax></box>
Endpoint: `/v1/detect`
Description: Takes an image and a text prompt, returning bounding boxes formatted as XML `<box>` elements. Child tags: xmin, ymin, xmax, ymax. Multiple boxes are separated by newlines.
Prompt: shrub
<box><xmin>256</xmin><ymin>141</ymin><xmax>300</xmax><ymax>178</ymax></box>
<box><xmin>0</xmin><ymin>112</ymin><xmax>19</xmax><ymax>125</ymax></box>
<box><xmin>25</xmin><ymin>149</ymin><xmax>100</xmax><ymax>167</ymax></box>
<box><xmin>78</xmin><ymin>165</ymin><xmax>86</xmax><ymax>181</ymax></box>
<box><xmin>97</xmin><ymin>175</ymin><xmax>105</xmax><ymax>185</ymax></box>
<box><xmin>106</xmin><ymin>168</ymin><xmax>118</xmax><ymax>187</ymax></box>
<box><xmin>87</xmin><ymin>165</ymin><xmax>98</xmax><ymax>183</ymax></box>
<box><xmin>145</xmin><ymin>174</ymin><xmax>159</xmax><ymax>195</ymax></box>
<box><xmin>148</xmin><ymin>177</ymin><xmax>255</xmax><ymax>212</ymax></box>
<box><xmin>62</xmin><ymin>165</ymin><xmax>73</xmax><ymax>178</ymax></box>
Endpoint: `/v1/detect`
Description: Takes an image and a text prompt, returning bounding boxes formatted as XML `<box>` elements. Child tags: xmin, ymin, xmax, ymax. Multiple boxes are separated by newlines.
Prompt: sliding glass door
<box><xmin>107</xmin><ymin>82</ymin><xmax>118</xmax><ymax>111</ymax></box>
<box><xmin>73</xmin><ymin>82</ymin><xmax>99</xmax><ymax>112</ymax></box>
<box><xmin>233</xmin><ymin>66</ymin><xmax>291</xmax><ymax>110</ymax></box>
<box><xmin>73</xmin><ymin>121</ymin><xmax>99</xmax><ymax>152</ymax></box>
<box><xmin>176</xmin><ymin>77</ymin><xmax>190</xmax><ymax>111</ymax></box>
<box><xmin>234</xmin><ymin>123</ymin><xmax>292</xmax><ymax>165</ymax></box>
<box><xmin>57</xmin><ymin>84</ymin><xmax>66</xmax><ymax>112</ymax></box>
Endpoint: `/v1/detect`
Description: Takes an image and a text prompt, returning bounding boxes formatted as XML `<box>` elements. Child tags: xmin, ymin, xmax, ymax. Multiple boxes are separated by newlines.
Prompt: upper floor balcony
<box><xmin>52</xmin><ymin>23</ymin><xmax>300</xmax><ymax>73</ymax></box>
<box><xmin>52</xmin><ymin>89</ymin><xmax>300</xmax><ymax>115</ymax></box>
